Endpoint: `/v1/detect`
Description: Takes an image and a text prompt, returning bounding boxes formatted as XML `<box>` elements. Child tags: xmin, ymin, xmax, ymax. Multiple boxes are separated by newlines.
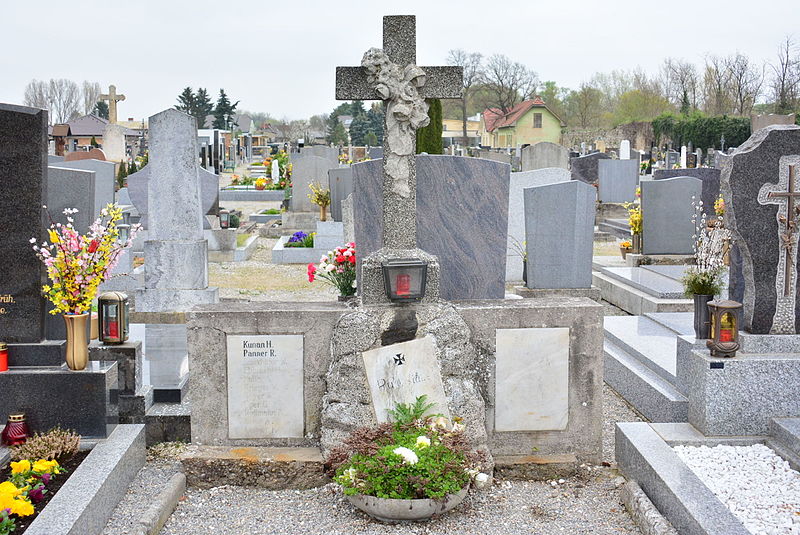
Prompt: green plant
<box><xmin>10</xmin><ymin>426</ymin><xmax>80</xmax><ymax>463</ymax></box>
<box><xmin>416</xmin><ymin>98</ymin><xmax>443</xmax><ymax>154</ymax></box>
<box><xmin>236</xmin><ymin>233</ymin><xmax>251</xmax><ymax>247</ymax></box>
<box><xmin>116</xmin><ymin>161</ymin><xmax>127</xmax><ymax>189</ymax></box>
<box><xmin>387</xmin><ymin>395</ymin><xmax>439</xmax><ymax>426</ymax></box>
<box><xmin>261</xmin><ymin>208</ymin><xmax>281</xmax><ymax>215</ymax></box>
<box><xmin>229</xmin><ymin>213</ymin><xmax>240</xmax><ymax>228</ymax></box>
<box><xmin>681</xmin><ymin>268</ymin><xmax>724</xmax><ymax>296</ymax></box>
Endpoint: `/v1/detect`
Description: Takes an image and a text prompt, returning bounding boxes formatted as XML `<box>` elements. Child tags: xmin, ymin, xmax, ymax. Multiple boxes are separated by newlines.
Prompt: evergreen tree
<box><xmin>128</xmin><ymin>159</ymin><xmax>138</xmax><ymax>174</ymax></box>
<box><xmin>175</xmin><ymin>87</ymin><xmax>195</xmax><ymax>115</ymax></box>
<box><xmin>416</xmin><ymin>99</ymin><xmax>443</xmax><ymax>154</ymax></box>
<box><xmin>94</xmin><ymin>101</ymin><xmax>109</xmax><ymax>120</ymax></box>
<box><xmin>194</xmin><ymin>88</ymin><xmax>214</xmax><ymax>129</ymax></box>
<box><xmin>350</xmin><ymin>100</ymin><xmax>366</xmax><ymax>116</ymax></box>
<box><xmin>329</xmin><ymin>120</ymin><xmax>348</xmax><ymax>145</ymax></box>
<box><xmin>366</xmin><ymin>106</ymin><xmax>384</xmax><ymax>145</ymax></box>
<box><xmin>90</xmin><ymin>136</ymin><xmax>99</xmax><ymax>147</ymax></box>
<box><xmin>364</xmin><ymin>131</ymin><xmax>378</xmax><ymax>146</ymax></box>
<box><xmin>212</xmin><ymin>89</ymin><xmax>239</xmax><ymax>130</ymax></box>
<box><xmin>116</xmin><ymin>161</ymin><xmax>128</xmax><ymax>189</ymax></box>
<box><xmin>348</xmin><ymin>113</ymin><xmax>372</xmax><ymax>145</ymax></box>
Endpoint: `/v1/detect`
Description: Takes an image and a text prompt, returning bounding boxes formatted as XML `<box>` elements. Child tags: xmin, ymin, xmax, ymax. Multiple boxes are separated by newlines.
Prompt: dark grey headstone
<box><xmin>47</xmin><ymin>166</ymin><xmax>96</xmax><ymax>233</ymax></box>
<box><xmin>570</xmin><ymin>152</ymin><xmax>611</xmax><ymax>184</ymax></box>
<box><xmin>722</xmin><ymin>125</ymin><xmax>800</xmax><ymax>334</ymax></box>
<box><xmin>0</xmin><ymin>103</ymin><xmax>48</xmax><ymax>343</ymax></box>
<box><xmin>53</xmin><ymin>158</ymin><xmax>115</xmax><ymax>218</ymax></box>
<box><xmin>598</xmin><ymin>159</ymin><xmax>639</xmax><ymax>203</ymax></box>
<box><xmin>368</xmin><ymin>147</ymin><xmax>384</xmax><ymax>159</ymax></box>
<box><xmin>524</xmin><ymin>180</ymin><xmax>595</xmax><ymax>288</ymax></box>
<box><xmin>128</xmin><ymin>165</ymin><xmax>219</xmax><ymax>229</ymax></box>
<box><xmin>641</xmin><ymin>176</ymin><xmax>702</xmax><ymax>255</ymax></box>
<box><xmin>653</xmin><ymin>168</ymin><xmax>721</xmax><ymax>214</ymax></box>
<box><xmin>666</xmin><ymin>151</ymin><xmax>680</xmax><ymax>169</ymax></box>
<box><xmin>328</xmin><ymin>167</ymin><xmax>353</xmax><ymax>222</ymax></box>
<box><xmin>354</xmin><ymin>155</ymin><xmax>509</xmax><ymax>300</ymax></box>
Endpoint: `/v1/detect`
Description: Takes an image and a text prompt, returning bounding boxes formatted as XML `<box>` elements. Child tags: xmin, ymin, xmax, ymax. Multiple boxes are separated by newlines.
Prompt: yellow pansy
<box><xmin>10</xmin><ymin>460</ymin><xmax>31</xmax><ymax>474</ymax></box>
<box><xmin>33</xmin><ymin>459</ymin><xmax>60</xmax><ymax>474</ymax></box>
<box><xmin>10</xmin><ymin>497</ymin><xmax>34</xmax><ymax>516</ymax></box>
<box><xmin>0</xmin><ymin>481</ymin><xmax>22</xmax><ymax>497</ymax></box>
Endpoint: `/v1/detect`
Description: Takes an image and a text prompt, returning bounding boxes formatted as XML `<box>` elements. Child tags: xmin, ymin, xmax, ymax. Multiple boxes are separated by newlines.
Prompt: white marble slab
<box><xmin>226</xmin><ymin>334</ymin><xmax>304</xmax><ymax>439</ymax></box>
<box><xmin>495</xmin><ymin>328</ymin><xmax>570</xmax><ymax>432</ymax></box>
<box><xmin>362</xmin><ymin>337</ymin><xmax>450</xmax><ymax>422</ymax></box>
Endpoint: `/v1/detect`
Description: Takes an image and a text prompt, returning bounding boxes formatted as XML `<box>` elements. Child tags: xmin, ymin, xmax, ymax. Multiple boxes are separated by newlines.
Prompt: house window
<box><xmin>533</xmin><ymin>113</ymin><xmax>543</xmax><ymax>128</ymax></box>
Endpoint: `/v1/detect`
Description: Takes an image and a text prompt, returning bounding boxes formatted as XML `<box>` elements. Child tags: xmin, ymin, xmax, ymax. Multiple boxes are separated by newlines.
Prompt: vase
<box><xmin>693</xmin><ymin>294</ymin><xmax>713</xmax><ymax>339</ymax></box>
<box><xmin>620</xmin><ymin>247</ymin><xmax>632</xmax><ymax>260</ymax></box>
<box><xmin>63</xmin><ymin>313</ymin><xmax>90</xmax><ymax>370</ymax></box>
<box><xmin>320</xmin><ymin>205</ymin><xmax>328</xmax><ymax>222</ymax></box>
<box><xmin>631</xmin><ymin>234</ymin><xmax>642</xmax><ymax>254</ymax></box>
<box><xmin>346</xmin><ymin>486</ymin><xmax>469</xmax><ymax>523</ymax></box>
<box><xmin>522</xmin><ymin>259</ymin><xmax>528</xmax><ymax>284</ymax></box>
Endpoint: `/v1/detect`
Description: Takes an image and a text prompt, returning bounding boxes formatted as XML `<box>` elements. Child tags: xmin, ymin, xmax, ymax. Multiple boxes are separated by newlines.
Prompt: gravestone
<box><xmin>680</xmin><ymin>146</ymin><xmax>687</xmax><ymax>168</ymax></box>
<box><xmin>362</xmin><ymin>337</ymin><xmax>451</xmax><ymax>422</ymax></box>
<box><xmin>353</xmin><ymin>155</ymin><xmax>509</xmax><ymax>300</ymax></box>
<box><xmin>653</xmin><ymin>168</ymin><xmax>720</xmax><ymax>214</ymax></box>
<box><xmin>103</xmin><ymin>123</ymin><xmax>127</xmax><ymax>162</ymax></box>
<box><xmin>570</xmin><ymin>152</ymin><xmax>610</xmax><ymax>184</ymax></box>
<box><xmin>341</xmin><ymin>193</ymin><xmax>355</xmax><ymax>243</ymax></box>
<box><xmin>495</xmin><ymin>328</ymin><xmax>569</xmax><ymax>431</ymax></box>
<box><xmin>226</xmin><ymin>335</ymin><xmax>304</xmax><ymax>438</ymax></box>
<box><xmin>715</xmin><ymin>151</ymin><xmax>730</xmax><ymax>169</ymax></box>
<box><xmin>686</xmin><ymin>152</ymin><xmax>697</xmax><ymax>168</ymax></box>
<box><xmin>722</xmin><ymin>125</ymin><xmax>800</xmax><ymax>334</ymax></box>
<box><xmin>597</xmin><ymin>159</ymin><xmax>639</xmax><ymax>203</ymax></box>
<box><xmin>665</xmin><ymin>150</ymin><xmax>680</xmax><ymax>169</ymax></box>
<box><xmin>48</xmin><ymin>155</ymin><xmax>63</xmax><ymax>164</ymax></box>
<box><xmin>524</xmin><ymin>180</ymin><xmax>595</xmax><ymax>288</ymax></box>
<box><xmin>55</xmin><ymin>158</ymin><xmax>116</xmax><ymax>219</ymax></box>
<box><xmin>99</xmin><ymin>85</ymin><xmax>126</xmax><ymax>124</ymax></box>
<box><xmin>328</xmin><ymin>167</ymin><xmax>353</xmax><ymax>222</ymax></box>
<box><xmin>291</xmin><ymin>155</ymin><xmax>331</xmax><ymax>212</ymax></box>
<box><xmin>506</xmin><ymin>168</ymin><xmax>570</xmax><ymax>281</ymax></box>
<box><xmin>520</xmin><ymin>141</ymin><xmax>569</xmax><ymax>171</ymax></box>
<box><xmin>303</xmin><ymin>145</ymin><xmax>340</xmax><ymax>167</ymax></box>
<box><xmin>135</xmin><ymin>109</ymin><xmax>218</xmax><ymax>312</ymax></box>
<box><xmin>46</xmin><ymin>166</ymin><xmax>96</xmax><ymax>233</ymax></box>
<box><xmin>64</xmin><ymin>148</ymin><xmax>106</xmax><ymax>162</ymax></box>
<box><xmin>619</xmin><ymin>140</ymin><xmax>631</xmax><ymax>160</ymax></box>
<box><xmin>641</xmin><ymin>176</ymin><xmax>702</xmax><ymax>255</ymax></box>
<box><xmin>128</xmin><ymin>165</ymin><xmax>219</xmax><ymax>229</ymax></box>
<box><xmin>368</xmin><ymin>146</ymin><xmax>383</xmax><ymax>159</ymax></box>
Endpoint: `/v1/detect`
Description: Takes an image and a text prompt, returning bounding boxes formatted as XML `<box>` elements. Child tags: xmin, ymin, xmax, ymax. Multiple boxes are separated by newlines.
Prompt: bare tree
<box><xmin>726</xmin><ymin>53</ymin><xmax>764</xmax><ymax>116</ymax></box>
<box><xmin>770</xmin><ymin>36</ymin><xmax>800</xmax><ymax>114</ymax></box>
<box><xmin>702</xmin><ymin>55</ymin><xmax>731</xmax><ymax>115</ymax></box>
<box><xmin>661</xmin><ymin>58</ymin><xmax>700</xmax><ymax>113</ymax></box>
<box><xmin>566</xmin><ymin>82</ymin><xmax>604</xmax><ymax>128</ymax></box>
<box><xmin>446</xmin><ymin>49</ymin><xmax>482</xmax><ymax>142</ymax></box>
<box><xmin>23</xmin><ymin>79</ymin><xmax>50</xmax><ymax>111</ymax></box>
<box><xmin>47</xmin><ymin>79</ymin><xmax>80</xmax><ymax>123</ymax></box>
<box><xmin>82</xmin><ymin>81</ymin><xmax>102</xmax><ymax>116</ymax></box>
<box><xmin>482</xmin><ymin>54</ymin><xmax>538</xmax><ymax>114</ymax></box>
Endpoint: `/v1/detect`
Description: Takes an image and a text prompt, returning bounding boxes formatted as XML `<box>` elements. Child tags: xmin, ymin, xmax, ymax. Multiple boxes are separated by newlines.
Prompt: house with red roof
<box><xmin>479</xmin><ymin>97</ymin><xmax>565</xmax><ymax>149</ymax></box>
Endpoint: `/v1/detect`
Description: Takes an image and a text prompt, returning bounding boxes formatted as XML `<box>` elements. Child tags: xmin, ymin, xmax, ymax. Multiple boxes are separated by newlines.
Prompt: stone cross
<box><xmin>99</xmin><ymin>84</ymin><xmax>126</xmax><ymax>124</ymax></box>
<box><xmin>759</xmin><ymin>161</ymin><xmax>800</xmax><ymax>333</ymax></box>
<box><xmin>335</xmin><ymin>15</ymin><xmax>462</xmax><ymax>249</ymax></box>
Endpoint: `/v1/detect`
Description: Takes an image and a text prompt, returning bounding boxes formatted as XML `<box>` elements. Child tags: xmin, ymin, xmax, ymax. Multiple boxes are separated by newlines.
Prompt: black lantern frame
<box><xmin>706</xmin><ymin>299</ymin><xmax>742</xmax><ymax>358</ymax></box>
<box><xmin>381</xmin><ymin>259</ymin><xmax>428</xmax><ymax>302</ymax></box>
<box><xmin>98</xmin><ymin>291</ymin><xmax>130</xmax><ymax>345</ymax></box>
<box><xmin>219</xmin><ymin>210</ymin><xmax>231</xmax><ymax>229</ymax></box>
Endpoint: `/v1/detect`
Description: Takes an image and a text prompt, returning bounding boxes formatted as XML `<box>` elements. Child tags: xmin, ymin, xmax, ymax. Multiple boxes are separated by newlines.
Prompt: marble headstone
<box><xmin>524</xmin><ymin>180</ymin><xmax>595</xmax><ymax>288</ymax></box>
<box><xmin>641</xmin><ymin>176</ymin><xmax>702</xmax><ymax>255</ymax></box>
<box><xmin>128</xmin><ymin>165</ymin><xmax>219</xmax><ymax>229</ymax></box>
<box><xmin>570</xmin><ymin>152</ymin><xmax>611</xmax><ymax>184</ymax></box>
<box><xmin>0</xmin><ymin>103</ymin><xmax>48</xmax><ymax>343</ymax></box>
<box><xmin>597</xmin><ymin>159</ymin><xmax>639</xmax><ymax>203</ymax></box>
<box><xmin>54</xmin><ymin>159</ymin><xmax>116</xmax><ymax>218</ymax></box>
<box><xmin>619</xmin><ymin>140</ymin><xmax>631</xmax><ymax>160</ymax></box>
<box><xmin>362</xmin><ymin>337</ymin><xmax>450</xmax><ymax>422</ymax></box>
<box><xmin>328</xmin><ymin>167</ymin><xmax>353</xmax><ymax>222</ymax></box>
<box><xmin>722</xmin><ymin>125</ymin><xmax>800</xmax><ymax>334</ymax></box>
<box><xmin>506</xmin><ymin>168</ymin><xmax>570</xmax><ymax>281</ymax></box>
<box><xmin>291</xmin><ymin>155</ymin><xmax>331</xmax><ymax>212</ymax></box>
<box><xmin>653</xmin><ymin>168</ymin><xmax>720</xmax><ymax>214</ymax></box>
<box><xmin>102</xmin><ymin>123</ymin><xmax>127</xmax><ymax>162</ymax></box>
<box><xmin>353</xmin><ymin>155</ymin><xmax>509</xmax><ymax>300</ymax></box>
<box><xmin>520</xmin><ymin>141</ymin><xmax>569</xmax><ymax>171</ymax></box>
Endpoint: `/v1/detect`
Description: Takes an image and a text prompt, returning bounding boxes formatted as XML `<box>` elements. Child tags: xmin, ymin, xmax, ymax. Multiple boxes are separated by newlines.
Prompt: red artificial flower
<box><xmin>88</xmin><ymin>239</ymin><xmax>99</xmax><ymax>253</ymax></box>
<box><xmin>348</xmin><ymin>255</ymin><xmax>356</xmax><ymax>264</ymax></box>
<box><xmin>307</xmin><ymin>263</ymin><xmax>316</xmax><ymax>282</ymax></box>
<box><xmin>336</xmin><ymin>255</ymin><xmax>346</xmax><ymax>263</ymax></box>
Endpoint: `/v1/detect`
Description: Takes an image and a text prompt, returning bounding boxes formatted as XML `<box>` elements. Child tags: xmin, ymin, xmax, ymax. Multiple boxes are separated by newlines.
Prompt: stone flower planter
<box><xmin>346</xmin><ymin>486</ymin><xmax>469</xmax><ymax>523</ymax></box>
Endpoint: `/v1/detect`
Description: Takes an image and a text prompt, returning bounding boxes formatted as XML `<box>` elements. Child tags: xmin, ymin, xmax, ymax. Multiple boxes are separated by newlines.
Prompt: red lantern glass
<box><xmin>0</xmin><ymin>342</ymin><xmax>7</xmax><ymax>372</ymax></box>
<box><xmin>396</xmin><ymin>274</ymin><xmax>411</xmax><ymax>296</ymax></box>
<box><xmin>1</xmin><ymin>414</ymin><xmax>29</xmax><ymax>446</ymax></box>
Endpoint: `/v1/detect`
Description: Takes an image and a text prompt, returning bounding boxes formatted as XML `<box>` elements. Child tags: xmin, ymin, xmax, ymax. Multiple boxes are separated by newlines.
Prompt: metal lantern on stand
<box><xmin>706</xmin><ymin>299</ymin><xmax>742</xmax><ymax>358</ymax></box>
<box><xmin>97</xmin><ymin>292</ymin><xmax>130</xmax><ymax>344</ymax></box>
<box><xmin>219</xmin><ymin>210</ymin><xmax>231</xmax><ymax>229</ymax></box>
<box><xmin>381</xmin><ymin>259</ymin><xmax>428</xmax><ymax>302</ymax></box>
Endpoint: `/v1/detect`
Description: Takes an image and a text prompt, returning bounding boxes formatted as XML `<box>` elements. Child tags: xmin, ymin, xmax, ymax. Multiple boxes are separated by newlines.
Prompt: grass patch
<box><xmin>260</xmin><ymin>208</ymin><xmax>281</xmax><ymax>215</ymax></box>
<box><xmin>236</xmin><ymin>233</ymin><xmax>252</xmax><ymax>248</ymax></box>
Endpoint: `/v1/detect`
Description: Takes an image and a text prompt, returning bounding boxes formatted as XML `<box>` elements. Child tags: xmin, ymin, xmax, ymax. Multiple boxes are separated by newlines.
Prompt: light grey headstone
<box><xmin>55</xmin><ymin>159</ymin><xmax>115</xmax><ymax>218</ymax></box>
<box><xmin>117</xmin><ymin>187</ymin><xmax>132</xmax><ymax>207</ymax></box>
<box><xmin>328</xmin><ymin>167</ymin><xmax>353</xmax><ymax>222</ymax></box>
<box><xmin>520</xmin><ymin>142</ymin><xmax>569</xmax><ymax>171</ymax></box>
<box><xmin>342</xmin><ymin>193</ymin><xmax>355</xmax><ymax>243</ymax></box>
<box><xmin>506</xmin><ymin>168</ymin><xmax>570</xmax><ymax>281</ymax></box>
<box><xmin>641</xmin><ymin>176</ymin><xmax>702</xmax><ymax>255</ymax></box>
<box><xmin>303</xmin><ymin>145</ymin><xmax>340</xmax><ymax>167</ymax></box>
<box><xmin>128</xmin><ymin>165</ymin><xmax>219</xmax><ymax>229</ymax></box>
<box><xmin>619</xmin><ymin>140</ymin><xmax>631</xmax><ymax>160</ymax></box>
<box><xmin>524</xmin><ymin>180</ymin><xmax>595</xmax><ymax>288</ymax></box>
<box><xmin>598</xmin><ymin>159</ymin><xmax>639</xmax><ymax>203</ymax></box>
<box><xmin>653</xmin><ymin>168</ymin><xmax>721</xmax><ymax>213</ymax></box>
<box><xmin>47</xmin><ymin>166</ymin><xmax>96</xmax><ymax>233</ymax></box>
<box><xmin>353</xmin><ymin>155</ymin><xmax>509</xmax><ymax>300</ymax></box>
<box><xmin>291</xmin><ymin>155</ymin><xmax>331</xmax><ymax>212</ymax></box>
<box><xmin>666</xmin><ymin>151</ymin><xmax>680</xmax><ymax>169</ymax></box>
<box><xmin>102</xmin><ymin>123</ymin><xmax>127</xmax><ymax>162</ymax></box>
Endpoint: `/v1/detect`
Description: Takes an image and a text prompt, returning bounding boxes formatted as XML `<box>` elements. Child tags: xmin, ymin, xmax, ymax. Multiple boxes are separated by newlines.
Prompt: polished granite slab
<box><xmin>600</xmin><ymin>267</ymin><xmax>685</xmax><ymax>299</ymax></box>
<box><xmin>604</xmin><ymin>315</ymin><xmax>678</xmax><ymax>379</ymax></box>
<box><xmin>130</xmin><ymin>323</ymin><xmax>188</xmax><ymax>399</ymax></box>
<box><xmin>641</xmin><ymin>264</ymin><xmax>690</xmax><ymax>281</ymax></box>
<box><xmin>645</xmin><ymin>312</ymin><xmax>695</xmax><ymax>337</ymax></box>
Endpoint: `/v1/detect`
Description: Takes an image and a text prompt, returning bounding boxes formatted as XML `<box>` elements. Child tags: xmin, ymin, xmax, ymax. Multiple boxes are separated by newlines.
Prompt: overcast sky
<box><xmin>2</xmin><ymin>0</ymin><xmax>796</xmax><ymax>121</ymax></box>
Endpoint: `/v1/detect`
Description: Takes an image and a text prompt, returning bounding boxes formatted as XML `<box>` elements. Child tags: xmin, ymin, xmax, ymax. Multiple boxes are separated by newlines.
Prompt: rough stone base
<box><xmin>180</xmin><ymin>446</ymin><xmax>328</xmax><ymax>489</ymax></box>
<box><xmin>134</xmin><ymin>286</ymin><xmax>219</xmax><ymax>313</ymax></box>
<box><xmin>493</xmin><ymin>454</ymin><xmax>578</xmax><ymax>480</ymax></box>
<box><xmin>514</xmin><ymin>285</ymin><xmax>602</xmax><ymax>302</ymax></box>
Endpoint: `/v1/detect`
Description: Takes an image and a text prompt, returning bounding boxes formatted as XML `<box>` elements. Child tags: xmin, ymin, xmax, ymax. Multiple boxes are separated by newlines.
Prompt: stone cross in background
<box><xmin>99</xmin><ymin>84</ymin><xmax>126</xmax><ymax>124</ymax></box>
<box><xmin>335</xmin><ymin>15</ymin><xmax>462</xmax><ymax>249</ymax></box>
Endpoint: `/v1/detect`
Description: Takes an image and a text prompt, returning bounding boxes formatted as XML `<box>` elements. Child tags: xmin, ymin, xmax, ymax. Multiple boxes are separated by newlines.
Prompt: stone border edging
<box><xmin>620</xmin><ymin>480</ymin><xmax>679</xmax><ymax>535</ymax></box>
<box><xmin>134</xmin><ymin>472</ymin><xmax>186</xmax><ymax>535</ymax></box>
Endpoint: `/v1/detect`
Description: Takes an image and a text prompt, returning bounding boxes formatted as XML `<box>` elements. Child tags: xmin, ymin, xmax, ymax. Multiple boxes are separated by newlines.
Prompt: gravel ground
<box><xmin>102</xmin><ymin>388</ymin><xmax>644</xmax><ymax>535</ymax></box>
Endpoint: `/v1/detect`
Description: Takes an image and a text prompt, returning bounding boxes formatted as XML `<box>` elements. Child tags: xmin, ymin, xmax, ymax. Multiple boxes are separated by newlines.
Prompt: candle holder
<box><xmin>706</xmin><ymin>299</ymin><xmax>743</xmax><ymax>358</ymax></box>
<box><xmin>1</xmin><ymin>414</ymin><xmax>29</xmax><ymax>446</ymax></box>
<box><xmin>98</xmin><ymin>291</ymin><xmax>130</xmax><ymax>344</ymax></box>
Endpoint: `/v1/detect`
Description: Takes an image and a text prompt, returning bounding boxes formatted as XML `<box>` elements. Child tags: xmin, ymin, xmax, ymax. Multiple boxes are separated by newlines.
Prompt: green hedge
<box><xmin>652</xmin><ymin>112</ymin><xmax>751</xmax><ymax>149</ymax></box>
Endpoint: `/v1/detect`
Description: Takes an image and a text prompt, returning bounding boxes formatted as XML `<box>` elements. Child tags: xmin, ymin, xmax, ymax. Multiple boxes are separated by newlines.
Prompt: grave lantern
<box><xmin>117</xmin><ymin>223</ymin><xmax>130</xmax><ymax>244</ymax></box>
<box><xmin>121</xmin><ymin>211</ymin><xmax>131</xmax><ymax>226</ymax></box>
<box><xmin>706</xmin><ymin>299</ymin><xmax>742</xmax><ymax>358</ymax></box>
<box><xmin>382</xmin><ymin>259</ymin><xmax>428</xmax><ymax>302</ymax></box>
<box><xmin>219</xmin><ymin>210</ymin><xmax>230</xmax><ymax>229</ymax></box>
<box><xmin>98</xmin><ymin>291</ymin><xmax>129</xmax><ymax>344</ymax></box>
<box><xmin>1</xmin><ymin>414</ymin><xmax>29</xmax><ymax>446</ymax></box>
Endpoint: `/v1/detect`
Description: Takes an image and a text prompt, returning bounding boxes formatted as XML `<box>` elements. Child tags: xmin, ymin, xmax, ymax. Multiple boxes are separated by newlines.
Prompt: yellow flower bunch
<box><xmin>33</xmin><ymin>204</ymin><xmax>139</xmax><ymax>315</ymax></box>
<box><xmin>714</xmin><ymin>194</ymin><xmax>725</xmax><ymax>217</ymax></box>
<box><xmin>623</xmin><ymin>202</ymin><xmax>642</xmax><ymax>235</ymax></box>
<box><xmin>307</xmin><ymin>182</ymin><xmax>331</xmax><ymax>208</ymax></box>
<box><xmin>0</xmin><ymin>481</ymin><xmax>33</xmax><ymax>517</ymax></box>
<box><xmin>9</xmin><ymin>460</ymin><xmax>30</xmax><ymax>475</ymax></box>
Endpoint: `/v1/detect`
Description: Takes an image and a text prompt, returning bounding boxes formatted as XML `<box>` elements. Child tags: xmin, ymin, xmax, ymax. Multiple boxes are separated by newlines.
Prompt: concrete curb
<box><xmin>620</xmin><ymin>480</ymin><xmax>679</xmax><ymax>535</ymax></box>
<box><xmin>134</xmin><ymin>472</ymin><xmax>186</xmax><ymax>535</ymax></box>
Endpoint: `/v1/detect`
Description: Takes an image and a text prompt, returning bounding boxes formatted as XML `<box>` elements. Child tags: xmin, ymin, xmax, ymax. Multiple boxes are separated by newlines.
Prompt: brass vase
<box><xmin>320</xmin><ymin>205</ymin><xmax>328</xmax><ymax>222</ymax></box>
<box><xmin>63</xmin><ymin>313</ymin><xmax>90</xmax><ymax>371</ymax></box>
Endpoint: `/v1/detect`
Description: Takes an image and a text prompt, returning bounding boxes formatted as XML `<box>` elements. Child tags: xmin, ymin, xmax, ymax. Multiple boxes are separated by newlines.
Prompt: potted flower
<box><xmin>285</xmin><ymin>231</ymin><xmax>314</xmax><ymax>248</ymax></box>
<box><xmin>619</xmin><ymin>240</ymin><xmax>632</xmax><ymax>259</ymax></box>
<box><xmin>623</xmin><ymin>202</ymin><xmax>642</xmax><ymax>253</ymax></box>
<box><xmin>682</xmin><ymin>217</ymin><xmax>730</xmax><ymax>339</ymax></box>
<box><xmin>307</xmin><ymin>182</ymin><xmax>331</xmax><ymax>221</ymax></box>
<box><xmin>325</xmin><ymin>396</ymin><xmax>489</xmax><ymax>523</ymax></box>
<box><xmin>307</xmin><ymin>243</ymin><xmax>356</xmax><ymax>299</ymax></box>
<box><xmin>254</xmin><ymin>177</ymin><xmax>268</xmax><ymax>190</ymax></box>
<box><xmin>31</xmin><ymin>204</ymin><xmax>139</xmax><ymax>370</ymax></box>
